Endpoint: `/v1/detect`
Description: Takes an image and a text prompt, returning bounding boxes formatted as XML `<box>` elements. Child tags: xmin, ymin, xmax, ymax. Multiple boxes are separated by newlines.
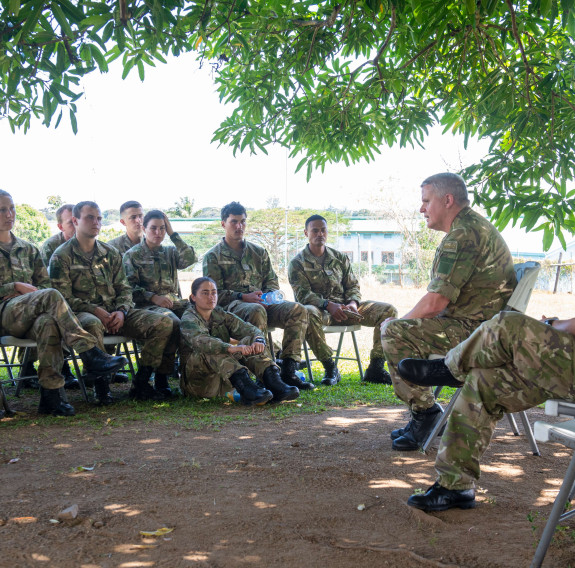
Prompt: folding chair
<box><xmin>422</xmin><ymin>262</ymin><xmax>542</xmax><ymax>454</ymax></box>
<box><xmin>302</xmin><ymin>324</ymin><xmax>364</xmax><ymax>381</ymax></box>
<box><xmin>531</xmin><ymin>400</ymin><xmax>575</xmax><ymax>567</ymax></box>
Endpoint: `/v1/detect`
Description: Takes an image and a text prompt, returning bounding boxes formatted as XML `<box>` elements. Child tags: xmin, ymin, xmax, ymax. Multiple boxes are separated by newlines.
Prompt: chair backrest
<box><xmin>504</xmin><ymin>261</ymin><xmax>541</xmax><ymax>313</ymax></box>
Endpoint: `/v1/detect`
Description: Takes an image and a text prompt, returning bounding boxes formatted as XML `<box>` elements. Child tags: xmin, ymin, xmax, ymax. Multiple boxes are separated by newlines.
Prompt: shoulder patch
<box><xmin>442</xmin><ymin>241</ymin><xmax>458</xmax><ymax>253</ymax></box>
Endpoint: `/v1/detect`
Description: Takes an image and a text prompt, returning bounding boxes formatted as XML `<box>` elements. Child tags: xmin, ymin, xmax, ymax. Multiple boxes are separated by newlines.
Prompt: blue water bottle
<box><xmin>261</xmin><ymin>290</ymin><xmax>286</xmax><ymax>305</ymax></box>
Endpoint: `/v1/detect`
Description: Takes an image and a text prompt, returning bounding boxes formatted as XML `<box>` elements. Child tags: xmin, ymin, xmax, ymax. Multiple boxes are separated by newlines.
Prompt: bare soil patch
<box><xmin>1</xmin><ymin>405</ymin><xmax>574</xmax><ymax>568</ymax></box>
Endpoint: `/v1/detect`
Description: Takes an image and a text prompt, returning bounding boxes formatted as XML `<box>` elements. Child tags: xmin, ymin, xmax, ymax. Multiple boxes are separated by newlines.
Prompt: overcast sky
<box><xmin>1</xmin><ymin>54</ymin><xmax>490</xmax><ymax>214</ymax></box>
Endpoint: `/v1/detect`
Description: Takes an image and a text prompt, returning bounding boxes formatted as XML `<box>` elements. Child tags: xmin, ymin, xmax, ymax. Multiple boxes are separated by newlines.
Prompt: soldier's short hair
<box><xmin>221</xmin><ymin>201</ymin><xmax>247</xmax><ymax>221</ymax></box>
<box><xmin>305</xmin><ymin>214</ymin><xmax>327</xmax><ymax>229</ymax></box>
<box><xmin>421</xmin><ymin>173</ymin><xmax>470</xmax><ymax>206</ymax></box>
<box><xmin>143</xmin><ymin>209</ymin><xmax>164</xmax><ymax>227</ymax></box>
<box><xmin>191</xmin><ymin>276</ymin><xmax>217</xmax><ymax>298</ymax></box>
<box><xmin>120</xmin><ymin>200</ymin><xmax>142</xmax><ymax>215</ymax></box>
<box><xmin>73</xmin><ymin>201</ymin><xmax>100</xmax><ymax>218</ymax></box>
<box><xmin>0</xmin><ymin>190</ymin><xmax>12</xmax><ymax>199</ymax></box>
<box><xmin>56</xmin><ymin>204</ymin><xmax>74</xmax><ymax>224</ymax></box>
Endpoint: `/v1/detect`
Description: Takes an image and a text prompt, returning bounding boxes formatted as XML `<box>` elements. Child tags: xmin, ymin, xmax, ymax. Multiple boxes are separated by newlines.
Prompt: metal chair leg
<box><xmin>518</xmin><ymin>411</ymin><xmax>541</xmax><ymax>456</ymax></box>
<box><xmin>350</xmin><ymin>331</ymin><xmax>364</xmax><ymax>380</ymax></box>
<box><xmin>303</xmin><ymin>341</ymin><xmax>313</xmax><ymax>381</ymax></box>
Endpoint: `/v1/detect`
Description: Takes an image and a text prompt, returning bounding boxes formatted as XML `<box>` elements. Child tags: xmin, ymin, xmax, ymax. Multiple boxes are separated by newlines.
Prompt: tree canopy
<box><xmin>2</xmin><ymin>1</ymin><xmax>575</xmax><ymax>247</ymax></box>
<box><xmin>14</xmin><ymin>203</ymin><xmax>51</xmax><ymax>243</ymax></box>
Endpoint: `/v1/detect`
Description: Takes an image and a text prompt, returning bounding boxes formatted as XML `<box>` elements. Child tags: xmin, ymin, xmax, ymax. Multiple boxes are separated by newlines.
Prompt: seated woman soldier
<box><xmin>180</xmin><ymin>277</ymin><xmax>300</xmax><ymax>405</ymax></box>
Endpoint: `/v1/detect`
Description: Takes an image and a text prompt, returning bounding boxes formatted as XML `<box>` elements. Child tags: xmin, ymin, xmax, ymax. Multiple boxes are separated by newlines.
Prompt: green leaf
<box><xmin>69</xmin><ymin>109</ymin><xmax>77</xmax><ymax>134</ymax></box>
<box><xmin>52</xmin><ymin>3</ymin><xmax>75</xmax><ymax>38</ymax></box>
<box><xmin>9</xmin><ymin>0</ymin><xmax>20</xmax><ymax>17</ymax></box>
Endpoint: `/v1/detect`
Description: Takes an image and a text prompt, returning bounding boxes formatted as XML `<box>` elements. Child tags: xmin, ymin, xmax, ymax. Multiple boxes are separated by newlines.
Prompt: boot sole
<box><xmin>408</xmin><ymin>500</ymin><xmax>476</xmax><ymax>512</ymax></box>
<box><xmin>271</xmin><ymin>391</ymin><xmax>300</xmax><ymax>403</ymax></box>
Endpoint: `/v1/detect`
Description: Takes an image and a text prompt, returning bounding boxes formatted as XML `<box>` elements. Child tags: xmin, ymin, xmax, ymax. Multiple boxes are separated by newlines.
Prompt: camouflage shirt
<box><xmin>202</xmin><ymin>238</ymin><xmax>279</xmax><ymax>308</ymax></box>
<box><xmin>40</xmin><ymin>232</ymin><xmax>67</xmax><ymax>266</ymax></box>
<box><xmin>428</xmin><ymin>206</ymin><xmax>516</xmax><ymax>321</ymax></box>
<box><xmin>181</xmin><ymin>304</ymin><xmax>265</xmax><ymax>355</ymax></box>
<box><xmin>123</xmin><ymin>233</ymin><xmax>198</xmax><ymax>308</ymax></box>
<box><xmin>288</xmin><ymin>245</ymin><xmax>361</xmax><ymax>308</ymax></box>
<box><xmin>107</xmin><ymin>233</ymin><xmax>142</xmax><ymax>255</ymax></box>
<box><xmin>49</xmin><ymin>237</ymin><xmax>134</xmax><ymax>314</ymax></box>
<box><xmin>0</xmin><ymin>233</ymin><xmax>50</xmax><ymax>300</ymax></box>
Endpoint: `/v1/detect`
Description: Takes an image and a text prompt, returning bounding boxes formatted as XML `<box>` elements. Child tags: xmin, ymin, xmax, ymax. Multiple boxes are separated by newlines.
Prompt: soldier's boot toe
<box><xmin>280</xmin><ymin>358</ymin><xmax>315</xmax><ymax>390</ymax></box>
<box><xmin>129</xmin><ymin>366</ymin><xmax>165</xmax><ymax>401</ymax></box>
<box><xmin>397</xmin><ymin>358</ymin><xmax>462</xmax><ymax>388</ymax></box>
<box><xmin>262</xmin><ymin>366</ymin><xmax>299</xmax><ymax>403</ymax></box>
<box><xmin>363</xmin><ymin>358</ymin><xmax>392</xmax><ymax>385</ymax></box>
<box><xmin>407</xmin><ymin>482</ymin><xmax>476</xmax><ymax>512</ymax></box>
<box><xmin>229</xmin><ymin>368</ymin><xmax>273</xmax><ymax>406</ymax></box>
<box><xmin>81</xmin><ymin>347</ymin><xmax>128</xmax><ymax>376</ymax></box>
<box><xmin>62</xmin><ymin>361</ymin><xmax>80</xmax><ymax>390</ymax></box>
<box><xmin>110</xmin><ymin>372</ymin><xmax>130</xmax><ymax>384</ymax></box>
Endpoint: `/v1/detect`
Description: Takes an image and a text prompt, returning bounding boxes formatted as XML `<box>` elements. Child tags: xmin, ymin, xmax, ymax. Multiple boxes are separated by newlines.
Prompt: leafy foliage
<box><xmin>2</xmin><ymin>1</ymin><xmax>575</xmax><ymax>246</ymax></box>
<box><xmin>166</xmin><ymin>196</ymin><xmax>195</xmax><ymax>218</ymax></box>
<box><xmin>14</xmin><ymin>203</ymin><xmax>51</xmax><ymax>244</ymax></box>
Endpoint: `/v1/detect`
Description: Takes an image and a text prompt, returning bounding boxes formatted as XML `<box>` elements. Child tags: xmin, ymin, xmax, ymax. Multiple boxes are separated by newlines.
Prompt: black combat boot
<box><xmin>80</xmin><ymin>347</ymin><xmax>128</xmax><ymax>376</ymax></box>
<box><xmin>363</xmin><ymin>358</ymin><xmax>392</xmax><ymax>384</ymax></box>
<box><xmin>110</xmin><ymin>373</ymin><xmax>129</xmax><ymax>384</ymax></box>
<box><xmin>392</xmin><ymin>402</ymin><xmax>444</xmax><ymax>451</ymax></box>
<box><xmin>408</xmin><ymin>482</ymin><xmax>476</xmax><ymax>511</ymax></box>
<box><xmin>154</xmin><ymin>373</ymin><xmax>173</xmax><ymax>398</ymax></box>
<box><xmin>38</xmin><ymin>387</ymin><xmax>75</xmax><ymax>416</ymax></box>
<box><xmin>280</xmin><ymin>358</ymin><xmax>315</xmax><ymax>390</ymax></box>
<box><xmin>129</xmin><ymin>366</ymin><xmax>165</xmax><ymax>401</ymax></box>
<box><xmin>262</xmin><ymin>366</ymin><xmax>299</xmax><ymax>403</ymax></box>
<box><xmin>320</xmin><ymin>358</ymin><xmax>341</xmax><ymax>386</ymax></box>
<box><xmin>93</xmin><ymin>376</ymin><xmax>114</xmax><ymax>406</ymax></box>
<box><xmin>62</xmin><ymin>361</ymin><xmax>80</xmax><ymax>390</ymax></box>
<box><xmin>229</xmin><ymin>368</ymin><xmax>273</xmax><ymax>406</ymax></box>
<box><xmin>390</xmin><ymin>415</ymin><xmax>413</xmax><ymax>441</ymax></box>
<box><xmin>398</xmin><ymin>358</ymin><xmax>463</xmax><ymax>388</ymax></box>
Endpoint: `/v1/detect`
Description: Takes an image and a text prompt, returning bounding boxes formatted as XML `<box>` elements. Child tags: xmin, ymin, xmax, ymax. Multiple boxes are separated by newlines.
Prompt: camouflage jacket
<box><xmin>40</xmin><ymin>232</ymin><xmax>67</xmax><ymax>266</ymax></box>
<box><xmin>288</xmin><ymin>245</ymin><xmax>361</xmax><ymax>308</ymax></box>
<box><xmin>428</xmin><ymin>207</ymin><xmax>517</xmax><ymax>321</ymax></box>
<box><xmin>0</xmin><ymin>233</ymin><xmax>50</xmax><ymax>300</ymax></box>
<box><xmin>181</xmin><ymin>304</ymin><xmax>265</xmax><ymax>355</ymax></box>
<box><xmin>123</xmin><ymin>233</ymin><xmax>197</xmax><ymax>308</ymax></box>
<box><xmin>49</xmin><ymin>237</ymin><xmax>134</xmax><ymax>314</ymax></box>
<box><xmin>107</xmin><ymin>233</ymin><xmax>142</xmax><ymax>255</ymax></box>
<box><xmin>202</xmin><ymin>238</ymin><xmax>279</xmax><ymax>308</ymax></box>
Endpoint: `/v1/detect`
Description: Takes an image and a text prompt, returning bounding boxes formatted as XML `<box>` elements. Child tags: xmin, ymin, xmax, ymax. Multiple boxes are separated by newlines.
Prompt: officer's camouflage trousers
<box><xmin>437</xmin><ymin>311</ymin><xmax>575</xmax><ymax>490</ymax></box>
<box><xmin>305</xmin><ymin>300</ymin><xmax>397</xmax><ymax>362</ymax></box>
<box><xmin>1</xmin><ymin>289</ymin><xmax>96</xmax><ymax>389</ymax></box>
<box><xmin>381</xmin><ymin>316</ymin><xmax>479</xmax><ymax>411</ymax></box>
<box><xmin>228</xmin><ymin>300</ymin><xmax>307</xmax><ymax>362</ymax></box>
<box><xmin>180</xmin><ymin>340</ymin><xmax>276</xmax><ymax>398</ymax></box>
<box><xmin>77</xmin><ymin>308</ymin><xmax>173</xmax><ymax>371</ymax></box>
<box><xmin>145</xmin><ymin>304</ymin><xmax>187</xmax><ymax>374</ymax></box>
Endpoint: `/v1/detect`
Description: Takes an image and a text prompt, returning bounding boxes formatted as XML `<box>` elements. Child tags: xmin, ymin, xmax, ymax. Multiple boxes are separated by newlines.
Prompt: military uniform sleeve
<box><xmin>170</xmin><ymin>233</ymin><xmax>198</xmax><ymax>269</ymax></box>
<box><xmin>260</xmin><ymin>249</ymin><xmax>279</xmax><ymax>293</ymax></box>
<box><xmin>122</xmin><ymin>251</ymin><xmax>155</xmax><ymax>304</ymax></box>
<box><xmin>288</xmin><ymin>258</ymin><xmax>324</xmax><ymax>308</ymax></box>
<box><xmin>31</xmin><ymin>246</ymin><xmax>51</xmax><ymax>289</ymax></box>
<box><xmin>180</xmin><ymin>310</ymin><xmax>231</xmax><ymax>354</ymax></box>
<box><xmin>110</xmin><ymin>252</ymin><xmax>134</xmax><ymax>311</ymax></box>
<box><xmin>227</xmin><ymin>312</ymin><xmax>265</xmax><ymax>344</ymax></box>
<box><xmin>49</xmin><ymin>252</ymin><xmax>100</xmax><ymax>314</ymax></box>
<box><xmin>341</xmin><ymin>255</ymin><xmax>361</xmax><ymax>304</ymax></box>
<box><xmin>427</xmin><ymin>229</ymin><xmax>481</xmax><ymax>303</ymax></box>
<box><xmin>203</xmin><ymin>250</ymin><xmax>236</xmax><ymax>307</ymax></box>
<box><xmin>40</xmin><ymin>240</ymin><xmax>53</xmax><ymax>267</ymax></box>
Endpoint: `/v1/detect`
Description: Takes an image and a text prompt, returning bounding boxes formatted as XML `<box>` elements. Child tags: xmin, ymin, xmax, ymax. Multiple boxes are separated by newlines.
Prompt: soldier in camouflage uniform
<box><xmin>381</xmin><ymin>173</ymin><xmax>516</xmax><ymax>451</ymax></box>
<box><xmin>289</xmin><ymin>214</ymin><xmax>397</xmax><ymax>385</ymax></box>
<box><xmin>123</xmin><ymin>210</ymin><xmax>198</xmax><ymax>396</ymax></box>
<box><xmin>0</xmin><ymin>191</ymin><xmax>127</xmax><ymax>416</ymax></box>
<box><xmin>49</xmin><ymin>201</ymin><xmax>174</xmax><ymax>403</ymax></box>
<box><xmin>203</xmin><ymin>201</ymin><xmax>310</xmax><ymax>391</ymax></box>
<box><xmin>180</xmin><ymin>277</ymin><xmax>298</xmax><ymax>403</ymax></box>
<box><xmin>36</xmin><ymin>203</ymin><xmax>79</xmax><ymax>388</ymax></box>
<box><xmin>107</xmin><ymin>200</ymin><xmax>144</xmax><ymax>254</ymax></box>
<box><xmin>399</xmin><ymin>311</ymin><xmax>575</xmax><ymax>511</ymax></box>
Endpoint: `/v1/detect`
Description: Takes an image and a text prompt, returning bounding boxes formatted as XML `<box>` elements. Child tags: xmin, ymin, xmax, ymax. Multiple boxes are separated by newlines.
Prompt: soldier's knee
<box><xmin>381</xmin><ymin>318</ymin><xmax>406</xmax><ymax>341</ymax></box>
<box><xmin>290</xmin><ymin>302</ymin><xmax>307</xmax><ymax>322</ymax></box>
<box><xmin>305</xmin><ymin>305</ymin><xmax>322</xmax><ymax>325</ymax></box>
<box><xmin>39</xmin><ymin>288</ymin><xmax>65</xmax><ymax>305</ymax></box>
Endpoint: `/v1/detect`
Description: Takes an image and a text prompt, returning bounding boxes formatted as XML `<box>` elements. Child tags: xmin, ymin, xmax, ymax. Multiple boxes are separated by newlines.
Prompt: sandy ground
<box><xmin>1</xmin><ymin>405</ymin><xmax>574</xmax><ymax>568</ymax></box>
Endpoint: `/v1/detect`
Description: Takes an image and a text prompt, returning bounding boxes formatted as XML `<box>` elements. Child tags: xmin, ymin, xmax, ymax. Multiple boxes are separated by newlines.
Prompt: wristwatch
<box><xmin>236</xmin><ymin>292</ymin><xmax>243</xmax><ymax>301</ymax></box>
<box><xmin>544</xmin><ymin>317</ymin><xmax>558</xmax><ymax>326</ymax></box>
<box><xmin>321</xmin><ymin>299</ymin><xmax>329</xmax><ymax>310</ymax></box>
<box><xmin>254</xmin><ymin>337</ymin><xmax>266</xmax><ymax>345</ymax></box>
<box><xmin>117</xmin><ymin>308</ymin><xmax>129</xmax><ymax>318</ymax></box>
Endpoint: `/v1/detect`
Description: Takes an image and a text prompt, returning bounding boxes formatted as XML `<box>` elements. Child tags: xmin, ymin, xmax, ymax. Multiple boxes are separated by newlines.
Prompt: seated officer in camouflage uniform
<box><xmin>381</xmin><ymin>173</ymin><xmax>516</xmax><ymax>451</ymax></box>
<box><xmin>107</xmin><ymin>200</ymin><xmax>144</xmax><ymax>254</ymax></box>
<box><xmin>180</xmin><ymin>277</ymin><xmax>298</xmax><ymax>403</ymax></box>
<box><xmin>19</xmin><ymin>203</ymin><xmax>78</xmax><ymax>388</ymax></box>
<box><xmin>123</xmin><ymin>210</ymin><xmax>198</xmax><ymax>396</ymax></box>
<box><xmin>49</xmin><ymin>201</ymin><xmax>174</xmax><ymax>404</ymax></box>
<box><xmin>289</xmin><ymin>214</ymin><xmax>397</xmax><ymax>385</ymax></box>
<box><xmin>398</xmin><ymin>311</ymin><xmax>575</xmax><ymax>511</ymax></box>
<box><xmin>0</xmin><ymin>190</ymin><xmax>127</xmax><ymax>416</ymax></box>
<box><xmin>203</xmin><ymin>201</ymin><xmax>311</xmax><ymax>391</ymax></box>
<box><xmin>41</xmin><ymin>204</ymin><xmax>76</xmax><ymax>266</ymax></box>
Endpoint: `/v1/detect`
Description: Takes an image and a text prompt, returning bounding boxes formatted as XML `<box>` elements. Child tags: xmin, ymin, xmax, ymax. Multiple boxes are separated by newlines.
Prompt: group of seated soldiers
<box><xmin>3</xmin><ymin>171</ymin><xmax>574</xmax><ymax>514</ymax></box>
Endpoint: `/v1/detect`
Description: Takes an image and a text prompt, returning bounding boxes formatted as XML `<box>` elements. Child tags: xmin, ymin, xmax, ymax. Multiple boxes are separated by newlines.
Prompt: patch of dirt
<box><xmin>1</xmin><ymin>405</ymin><xmax>574</xmax><ymax>567</ymax></box>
